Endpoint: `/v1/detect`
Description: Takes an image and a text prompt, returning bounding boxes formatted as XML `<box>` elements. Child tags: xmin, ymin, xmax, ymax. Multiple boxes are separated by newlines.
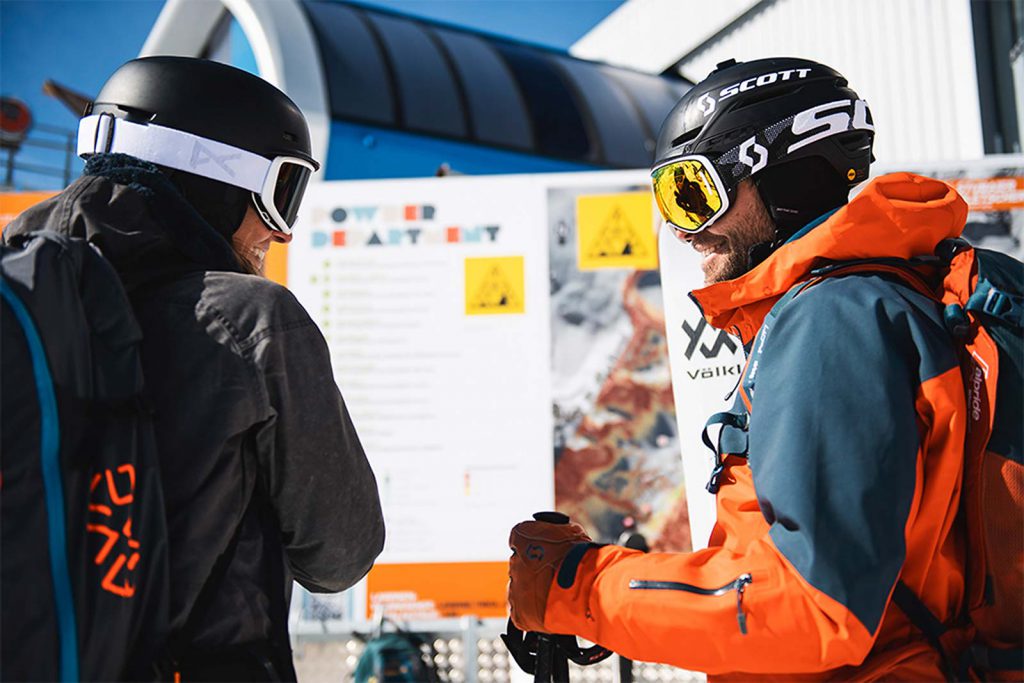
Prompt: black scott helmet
<box><xmin>79</xmin><ymin>57</ymin><xmax>319</xmax><ymax>235</ymax></box>
<box><xmin>652</xmin><ymin>57</ymin><xmax>873</xmax><ymax>239</ymax></box>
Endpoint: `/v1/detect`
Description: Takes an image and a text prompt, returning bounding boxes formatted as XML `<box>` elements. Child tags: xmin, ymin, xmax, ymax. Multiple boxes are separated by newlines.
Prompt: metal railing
<box><xmin>1</xmin><ymin>122</ymin><xmax>77</xmax><ymax>190</ymax></box>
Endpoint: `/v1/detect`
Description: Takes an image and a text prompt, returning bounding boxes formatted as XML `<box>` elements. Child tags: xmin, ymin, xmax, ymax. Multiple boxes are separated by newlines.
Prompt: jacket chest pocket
<box><xmin>629</xmin><ymin>574</ymin><xmax>754</xmax><ymax>635</ymax></box>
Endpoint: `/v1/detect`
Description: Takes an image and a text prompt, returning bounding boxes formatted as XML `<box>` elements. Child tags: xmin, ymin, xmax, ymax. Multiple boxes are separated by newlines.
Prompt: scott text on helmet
<box><xmin>700</xmin><ymin>68</ymin><xmax>814</xmax><ymax>118</ymax></box>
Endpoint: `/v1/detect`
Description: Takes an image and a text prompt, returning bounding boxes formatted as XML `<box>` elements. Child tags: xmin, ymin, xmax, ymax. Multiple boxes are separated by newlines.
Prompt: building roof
<box><xmin>301</xmin><ymin>0</ymin><xmax>691</xmax><ymax>168</ymax></box>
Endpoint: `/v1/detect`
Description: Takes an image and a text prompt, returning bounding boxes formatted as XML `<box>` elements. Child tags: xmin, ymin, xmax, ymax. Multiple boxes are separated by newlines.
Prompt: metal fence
<box><xmin>1</xmin><ymin>122</ymin><xmax>77</xmax><ymax>190</ymax></box>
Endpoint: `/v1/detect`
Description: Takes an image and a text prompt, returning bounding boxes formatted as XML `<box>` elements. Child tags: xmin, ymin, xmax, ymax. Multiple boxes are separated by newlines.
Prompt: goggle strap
<box><xmin>77</xmin><ymin>114</ymin><xmax>269</xmax><ymax>194</ymax></box>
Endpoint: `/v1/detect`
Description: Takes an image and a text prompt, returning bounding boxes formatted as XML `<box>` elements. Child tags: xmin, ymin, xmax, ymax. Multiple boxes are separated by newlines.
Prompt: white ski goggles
<box><xmin>78</xmin><ymin>113</ymin><xmax>316</xmax><ymax>235</ymax></box>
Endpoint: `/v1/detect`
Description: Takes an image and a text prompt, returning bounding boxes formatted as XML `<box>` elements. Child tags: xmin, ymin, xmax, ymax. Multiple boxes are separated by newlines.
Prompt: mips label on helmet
<box><xmin>700</xmin><ymin>68</ymin><xmax>813</xmax><ymax>118</ymax></box>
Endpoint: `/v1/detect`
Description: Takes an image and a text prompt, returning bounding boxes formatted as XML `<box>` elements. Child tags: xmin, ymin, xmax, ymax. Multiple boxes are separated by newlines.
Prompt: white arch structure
<box><xmin>140</xmin><ymin>0</ymin><xmax>330</xmax><ymax>177</ymax></box>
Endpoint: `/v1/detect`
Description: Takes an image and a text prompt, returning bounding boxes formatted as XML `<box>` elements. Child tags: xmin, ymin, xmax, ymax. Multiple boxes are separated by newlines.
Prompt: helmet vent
<box><xmin>731</xmin><ymin>89</ymin><xmax>793</xmax><ymax>112</ymax></box>
<box><xmin>713</xmin><ymin>58</ymin><xmax>739</xmax><ymax>73</ymax></box>
<box><xmin>115</xmin><ymin>104</ymin><xmax>155</xmax><ymax>123</ymax></box>
<box><xmin>671</xmin><ymin>128</ymin><xmax>701</xmax><ymax>149</ymax></box>
<box><xmin>837</xmin><ymin>130</ymin><xmax>872</xmax><ymax>154</ymax></box>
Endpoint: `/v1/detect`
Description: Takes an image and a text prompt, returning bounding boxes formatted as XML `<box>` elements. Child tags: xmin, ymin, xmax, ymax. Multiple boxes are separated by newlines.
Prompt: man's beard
<box><xmin>692</xmin><ymin>200</ymin><xmax>776</xmax><ymax>285</ymax></box>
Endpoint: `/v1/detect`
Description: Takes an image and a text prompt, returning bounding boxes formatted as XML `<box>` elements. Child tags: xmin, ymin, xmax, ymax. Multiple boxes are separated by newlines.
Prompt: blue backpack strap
<box><xmin>965</xmin><ymin>278</ymin><xmax>1023</xmax><ymax>328</ymax></box>
<box><xmin>702</xmin><ymin>411</ymin><xmax>749</xmax><ymax>494</ymax></box>
<box><xmin>0</xmin><ymin>278</ymin><xmax>80</xmax><ymax>683</ymax></box>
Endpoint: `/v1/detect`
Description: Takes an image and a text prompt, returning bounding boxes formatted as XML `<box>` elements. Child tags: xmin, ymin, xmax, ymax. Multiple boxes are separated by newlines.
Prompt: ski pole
<box><xmin>503</xmin><ymin>512</ymin><xmax>614</xmax><ymax>683</ymax></box>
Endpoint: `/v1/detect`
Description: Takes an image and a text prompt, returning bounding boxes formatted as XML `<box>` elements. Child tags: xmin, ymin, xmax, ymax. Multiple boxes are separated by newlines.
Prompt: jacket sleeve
<box><xmin>543</xmin><ymin>276</ymin><xmax>959</xmax><ymax>674</ymax></box>
<box><xmin>254</xmin><ymin>290</ymin><xmax>385</xmax><ymax>593</ymax></box>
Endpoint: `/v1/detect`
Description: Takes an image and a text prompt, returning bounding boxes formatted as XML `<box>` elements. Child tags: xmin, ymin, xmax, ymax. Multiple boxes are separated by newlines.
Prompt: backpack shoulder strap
<box><xmin>807</xmin><ymin>259</ymin><xmax>940</xmax><ymax>300</ymax></box>
<box><xmin>891</xmin><ymin>581</ymin><xmax>958</xmax><ymax>681</ymax></box>
<box><xmin>765</xmin><ymin>258</ymin><xmax>942</xmax><ymax>335</ymax></box>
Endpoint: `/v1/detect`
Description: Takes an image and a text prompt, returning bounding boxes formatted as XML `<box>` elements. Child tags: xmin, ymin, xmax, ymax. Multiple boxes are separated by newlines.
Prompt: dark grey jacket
<box><xmin>4</xmin><ymin>155</ymin><xmax>384</xmax><ymax>659</ymax></box>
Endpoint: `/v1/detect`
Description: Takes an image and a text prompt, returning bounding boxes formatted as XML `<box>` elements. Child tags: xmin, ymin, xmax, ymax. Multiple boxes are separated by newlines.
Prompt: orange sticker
<box><xmin>0</xmin><ymin>191</ymin><xmax>57</xmax><ymax>231</ymax></box>
<box><xmin>366</xmin><ymin>561</ymin><xmax>508</xmax><ymax>620</ymax></box>
<box><xmin>948</xmin><ymin>177</ymin><xmax>1024</xmax><ymax>212</ymax></box>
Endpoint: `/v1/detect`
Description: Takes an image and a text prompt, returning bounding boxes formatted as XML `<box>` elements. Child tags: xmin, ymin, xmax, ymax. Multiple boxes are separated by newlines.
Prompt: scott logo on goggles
<box><xmin>699</xmin><ymin>68</ymin><xmax>813</xmax><ymax>118</ymax></box>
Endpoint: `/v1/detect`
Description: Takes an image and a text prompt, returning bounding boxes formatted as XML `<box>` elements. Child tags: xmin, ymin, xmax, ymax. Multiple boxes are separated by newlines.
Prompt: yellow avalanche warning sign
<box><xmin>465</xmin><ymin>256</ymin><xmax>525</xmax><ymax>315</ymax></box>
<box><xmin>576</xmin><ymin>192</ymin><xmax>657</xmax><ymax>271</ymax></box>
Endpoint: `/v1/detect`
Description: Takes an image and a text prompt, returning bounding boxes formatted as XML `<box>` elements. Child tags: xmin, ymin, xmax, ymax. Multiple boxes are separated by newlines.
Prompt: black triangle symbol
<box><xmin>474</xmin><ymin>266</ymin><xmax>517</xmax><ymax>309</ymax></box>
<box><xmin>588</xmin><ymin>207</ymin><xmax>645</xmax><ymax>259</ymax></box>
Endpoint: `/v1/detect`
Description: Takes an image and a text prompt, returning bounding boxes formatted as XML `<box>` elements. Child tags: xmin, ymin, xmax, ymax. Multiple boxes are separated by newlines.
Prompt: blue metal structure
<box><xmin>198</xmin><ymin>1</ymin><xmax>691</xmax><ymax>179</ymax></box>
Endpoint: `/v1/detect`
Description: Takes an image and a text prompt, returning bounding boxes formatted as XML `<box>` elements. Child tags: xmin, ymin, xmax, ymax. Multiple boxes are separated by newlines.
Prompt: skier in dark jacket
<box><xmin>4</xmin><ymin>56</ymin><xmax>385</xmax><ymax>680</ymax></box>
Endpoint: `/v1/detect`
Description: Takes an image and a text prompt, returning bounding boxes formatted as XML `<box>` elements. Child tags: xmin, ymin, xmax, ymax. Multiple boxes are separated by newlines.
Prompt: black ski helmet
<box><xmin>81</xmin><ymin>57</ymin><xmax>319</xmax><ymax>239</ymax></box>
<box><xmin>654</xmin><ymin>57</ymin><xmax>874</xmax><ymax>239</ymax></box>
<box><xmin>87</xmin><ymin>56</ymin><xmax>316</xmax><ymax>166</ymax></box>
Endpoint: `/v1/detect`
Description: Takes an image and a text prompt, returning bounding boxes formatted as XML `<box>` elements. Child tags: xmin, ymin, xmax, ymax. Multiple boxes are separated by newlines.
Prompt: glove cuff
<box><xmin>557</xmin><ymin>542</ymin><xmax>605</xmax><ymax>589</ymax></box>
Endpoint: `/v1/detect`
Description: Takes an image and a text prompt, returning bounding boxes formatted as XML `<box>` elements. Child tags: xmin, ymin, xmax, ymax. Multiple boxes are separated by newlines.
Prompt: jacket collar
<box><xmin>5</xmin><ymin>154</ymin><xmax>242</xmax><ymax>293</ymax></box>
<box><xmin>689</xmin><ymin>172</ymin><xmax>968</xmax><ymax>344</ymax></box>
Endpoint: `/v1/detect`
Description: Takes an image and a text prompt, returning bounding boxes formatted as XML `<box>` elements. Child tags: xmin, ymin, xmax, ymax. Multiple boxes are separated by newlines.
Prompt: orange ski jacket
<box><xmin>544</xmin><ymin>173</ymin><xmax>971</xmax><ymax>680</ymax></box>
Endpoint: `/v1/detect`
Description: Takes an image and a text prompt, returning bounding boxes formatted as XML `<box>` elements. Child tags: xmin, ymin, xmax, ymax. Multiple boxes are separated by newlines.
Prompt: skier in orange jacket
<box><xmin>508</xmin><ymin>57</ymin><xmax>972</xmax><ymax>680</ymax></box>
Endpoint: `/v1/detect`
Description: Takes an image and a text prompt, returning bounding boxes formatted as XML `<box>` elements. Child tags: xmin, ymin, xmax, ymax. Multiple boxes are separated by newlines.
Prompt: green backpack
<box><xmin>354</xmin><ymin>630</ymin><xmax>438</xmax><ymax>683</ymax></box>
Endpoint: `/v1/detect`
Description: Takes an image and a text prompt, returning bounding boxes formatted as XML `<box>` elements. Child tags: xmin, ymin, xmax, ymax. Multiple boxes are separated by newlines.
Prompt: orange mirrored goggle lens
<box><xmin>651</xmin><ymin>158</ymin><xmax>725</xmax><ymax>234</ymax></box>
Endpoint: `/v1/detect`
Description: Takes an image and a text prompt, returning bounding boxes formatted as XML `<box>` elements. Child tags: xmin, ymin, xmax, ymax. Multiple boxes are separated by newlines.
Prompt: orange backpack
<box><xmin>787</xmin><ymin>238</ymin><xmax>1023</xmax><ymax>680</ymax></box>
<box><xmin>931</xmin><ymin>239</ymin><xmax>1022</xmax><ymax>680</ymax></box>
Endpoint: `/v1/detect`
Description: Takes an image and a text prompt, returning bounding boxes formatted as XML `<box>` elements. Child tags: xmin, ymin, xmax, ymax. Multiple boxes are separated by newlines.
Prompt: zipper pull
<box><xmin>735</xmin><ymin>574</ymin><xmax>753</xmax><ymax>635</ymax></box>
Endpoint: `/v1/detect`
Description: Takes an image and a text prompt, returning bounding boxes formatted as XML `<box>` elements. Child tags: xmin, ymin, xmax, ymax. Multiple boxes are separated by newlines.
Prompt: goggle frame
<box><xmin>650</xmin><ymin>153</ymin><xmax>733</xmax><ymax>237</ymax></box>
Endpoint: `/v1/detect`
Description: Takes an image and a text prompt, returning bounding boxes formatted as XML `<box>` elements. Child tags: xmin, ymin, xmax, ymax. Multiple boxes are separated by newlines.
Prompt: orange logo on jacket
<box><xmin>86</xmin><ymin>464</ymin><xmax>141</xmax><ymax>598</ymax></box>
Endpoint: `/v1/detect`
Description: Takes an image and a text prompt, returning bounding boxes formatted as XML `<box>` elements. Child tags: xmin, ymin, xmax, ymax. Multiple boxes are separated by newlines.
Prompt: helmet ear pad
<box><xmin>752</xmin><ymin>156</ymin><xmax>851</xmax><ymax>241</ymax></box>
<box><xmin>162</xmin><ymin>167</ymin><xmax>251</xmax><ymax>243</ymax></box>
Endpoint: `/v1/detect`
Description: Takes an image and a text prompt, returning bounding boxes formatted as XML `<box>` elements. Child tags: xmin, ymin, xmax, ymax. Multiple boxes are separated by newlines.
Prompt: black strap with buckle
<box><xmin>501</xmin><ymin>620</ymin><xmax>613</xmax><ymax>683</ymax></box>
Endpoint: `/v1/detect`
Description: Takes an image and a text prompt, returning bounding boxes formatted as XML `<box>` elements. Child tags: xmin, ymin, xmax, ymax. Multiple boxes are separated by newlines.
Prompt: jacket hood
<box><xmin>3</xmin><ymin>154</ymin><xmax>242</xmax><ymax>293</ymax></box>
<box><xmin>689</xmin><ymin>172</ymin><xmax>969</xmax><ymax>343</ymax></box>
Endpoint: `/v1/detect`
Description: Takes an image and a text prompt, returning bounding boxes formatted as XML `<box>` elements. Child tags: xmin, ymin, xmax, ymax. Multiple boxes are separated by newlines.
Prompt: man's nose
<box><xmin>681</xmin><ymin>231</ymin><xmax>695</xmax><ymax>243</ymax></box>
<box><xmin>272</xmin><ymin>230</ymin><xmax>293</xmax><ymax>244</ymax></box>
<box><xmin>664</xmin><ymin>221</ymin><xmax>694</xmax><ymax>244</ymax></box>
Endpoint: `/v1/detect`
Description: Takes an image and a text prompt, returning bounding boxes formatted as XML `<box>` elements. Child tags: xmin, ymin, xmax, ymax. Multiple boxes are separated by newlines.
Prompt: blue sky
<box><xmin>0</xmin><ymin>0</ymin><xmax>623</xmax><ymax>190</ymax></box>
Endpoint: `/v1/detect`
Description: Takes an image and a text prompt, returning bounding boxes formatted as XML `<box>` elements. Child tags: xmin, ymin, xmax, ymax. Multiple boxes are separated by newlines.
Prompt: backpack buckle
<box><xmin>966</xmin><ymin>281</ymin><xmax>1024</xmax><ymax>328</ymax></box>
<box><xmin>982</xmin><ymin>289</ymin><xmax>1014</xmax><ymax>318</ymax></box>
<box><xmin>980</xmin><ymin>288</ymin><xmax>1022</xmax><ymax>328</ymax></box>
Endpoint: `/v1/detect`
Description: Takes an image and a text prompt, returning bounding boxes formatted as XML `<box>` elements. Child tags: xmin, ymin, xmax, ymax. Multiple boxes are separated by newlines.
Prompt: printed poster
<box><xmin>549</xmin><ymin>183</ymin><xmax>694</xmax><ymax>552</ymax></box>
<box><xmin>288</xmin><ymin>175</ymin><xmax>552</xmax><ymax>621</ymax></box>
